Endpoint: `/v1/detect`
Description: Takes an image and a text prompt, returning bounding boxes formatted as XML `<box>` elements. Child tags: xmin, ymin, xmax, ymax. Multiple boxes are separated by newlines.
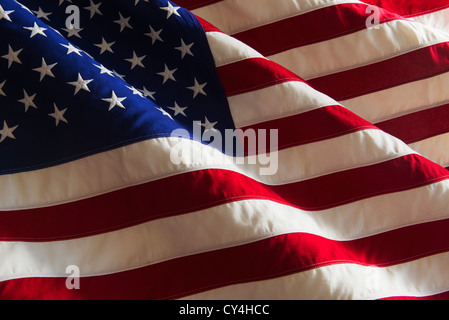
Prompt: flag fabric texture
<box><xmin>2</xmin><ymin>0</ymin><xmax>449</xmax><ymax>300</ymax></box>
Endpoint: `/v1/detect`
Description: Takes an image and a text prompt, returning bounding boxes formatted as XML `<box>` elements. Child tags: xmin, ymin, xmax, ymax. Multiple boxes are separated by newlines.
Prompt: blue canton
<box><xmin>0</xmin><ymin>0</ymin><xmax>235</xmax><ymax>174</ymax></box>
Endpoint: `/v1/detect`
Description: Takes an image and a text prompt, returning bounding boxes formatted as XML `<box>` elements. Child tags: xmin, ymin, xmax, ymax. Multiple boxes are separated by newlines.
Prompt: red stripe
<box><xmin>175</xmin><ymin>0</ymin><xmax>224</xmax><ymax>11</ymax></box>
<box><xmin>217</xmin><ymin>57</ymin><xmax>305</xmax><ymax>97</ymax></box>
<box><xmin>0</xmin><ymin>104</ymin><xmax>378</xmax><ymax>241</ymax></box>
<box><xmin>307</xmin><ymin>42</ymin><xmax>449</xmax><ymax>101</ymax></box>
<box><xmin>241</xmin><ymin>105</ymin><xmax>377</xmax><ymax>153</ymax></box>
<box><xmin>195</xmin><ymin>15</ymin><xmax>222</xmax><ymax>33</ymax></box>
<box><xmin>361</xmin><ymin>0</ymin><xmax>449</xmax><ymax>17</ymax></box>
<box><xmin>3</xmin><ymin>218</ymin><xmax>449</xmax><ymax>299</ymax></box>
<box><xmin>1</xmin><ymin>153</ymin><xmax>447</xmax><ymax>241</ymax></box>
<box><xmin>380</xmin><ymin>291</ymin><xmax>449</xmax><ymax>300</ymax></box>
<box><xmin>232</xmin><ymin>3</ymin><xmax>402</xmax><ymax>57</ymax></box>
<box><xmin>175</xmin><ymin>0</ymin><xmax>449</xmax><ymax>17</ymax></box>
<box><xmin>214</xmin><ymin>58</ymin><xmax>377</xmax><ymax>151</ymax></box>
<box><xmin>376</xmin><ymin>103</ymin><xmax>449</xmax><ymax>144</ymax></box>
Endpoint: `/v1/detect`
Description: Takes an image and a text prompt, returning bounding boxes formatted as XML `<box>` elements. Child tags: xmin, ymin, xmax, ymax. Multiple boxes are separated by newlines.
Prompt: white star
<box><xmin>168</xmin><ymin>101</ymin><xmax>187</xmax><ymax>117</ymax></box>
<box><xmin>157</xmin><ymin>64</ymin><xmax>177</xmax><ymax>83</ymax></box>
<box><xmin>140</xmin><ymin>86</ymin><xmax>156</xmax><ymax>100</ymax></box>
<box><xmin>2</xmin><ymin>45</ymin><xmax>22</xmax><ymax>68</ymax></box>
<box><xmin>84</xmin><ymin>0</ymin><xmax>102</xmax><ymax>19</ymax></box>
<box><xmin>134</xmin><ymin>0</ymin><xmax>149</xmax><ymax>5</ymax></box>
<box><xmin>32</xmin><ymin>7</ymin><xmax>52</xmax><ymax>21</ymax></box>
<box><xmin>49</xmin><ymin>103</ymin><xmax>68</xmax><ymax>126</ymax></box>
<box><xmin>62</xmin><ymin>26</ymin><xmax>83</xmax><ymax>38</ymax></box>
<box><xmin>61</xmin><ymin>42</ymin><xmax>82</xmax><ymax>56</ymax></box>
<box><xmin>0</xmin><ymin>5</ymin><xmax>14</xmax><ymax>22</ymax></box>
<box><xmin>156</xmin><ymin>107</ymin><xmax>173</xmax><ymax>120</ymax></box>
<box><xmin>33</xmin><ymin>57</ymin><xmax>57</xmax><ymax>82</ymax></box>
<box><xmin>187</xmin><ymin>78</ymin><xmax>207</xmax><ymax>98</ymax></box>
<box><xmin>160</xmin><ymin>2</ymin><xmax>181</xmax><ymax>19</ymax></box>
<box><xmin>17</xmin><ymin>89</ymin><xmax>37</xmax><ymax>112</ymax></box>
<box><xmin>145</xmin><ymin>26</ymin><xmax>163</xmax><ymax>44</ymax></box>
<box><xmin>67</xmin><ymin>73</ymin><xmax>93</xmax><ymax>95</ymax></box>
<box><xmin>125</xmin><ymin>51</ymin><xmax>146</xmax><ymax>70</ymax></box>
<box><xmin>201</xmin><ymin>116</ymin><xmax>218</xmax><ymax>132</ymax></box>
<box><xmin>175</xmin><ymin>39</ymin><xmax>194</xmax><ymax>59</ymax></box>
<box><xmin>23</xmin><ymin>22</ymin><xmax>47</xmax><ymax>38</ymax></box>
<box><xmin>126</xmin><ymin>85</ymin><xmax>144</xmax><ymax>98</ymax></box>
<box><xmin>94</xmin><ymin>63</ymin><xmax>114</xmax><ymax>76</ymax></box>
<box><xmin>0</xmin><ymin>80</ymin><xmax>6</xmax><ymax>96</ymax></box>
<box><xmin>94</xmin><ymin>37</ymin><xmax>114</xmax><ymax>54</ymax></box>
<box><xmin>0</xmin><ymin>121</ymin><xmax>18</xmax><ymax>143</ymax></box>
<box><xmin>114</xmin><ymin>12</ymin><xmax>132</xmax><ymax>32</ymax></box>
<box><xmin>102</xmin><ymin>91</ymin><xmax>126</xmax><ymax>111</ymax></box>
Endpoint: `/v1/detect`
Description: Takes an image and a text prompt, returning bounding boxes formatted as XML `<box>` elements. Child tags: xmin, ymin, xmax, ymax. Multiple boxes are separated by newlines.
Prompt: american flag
<box><xmin>2</xmin><ymin>0</ymin><xmax>449</xmax><ymax>300</ymax></box>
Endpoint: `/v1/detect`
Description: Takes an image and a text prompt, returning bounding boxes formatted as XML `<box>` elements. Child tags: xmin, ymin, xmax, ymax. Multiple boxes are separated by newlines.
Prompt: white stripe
<box><xmin>180</xmin><ymin>252</ymin><xmax>449</xmax><ymax>299</ymax></box>
<box><xmin>341</xmin><ymin>72</ymin><xmax>449</xmax><ymax>123</ymax></box>
<box><xmin>205</xmin><ymin>31</ymin><xmax>263</xmax><ymax>67</ymax></box>
<box><xmin>410</xmin><ymin>7</ymin><xmax>449</xmax><ymax>36</ymax></box>
<box><xmin>268</xmin><ymin>19</ymin><xmax>449</xmax><ymax>81</ymax></box>
<box><xmin>228</xmin><ymin>81</ymin><xmax>337</xmax><ymax>128</ymax></box>
<box><xmin>2</xmin><ymin>179</ymin><xmax>449</xmax><ymax>281</ymax></box>
<box><xmin>192</xmin><ymin>0</ymin><xmax>365</xmax><ymax>35</ymax></box>
<box><xmin>201</xmin><ymin>2</ymin><xmax>449</xmax><ymax>83</ymax></box>
<box><xmin>0</xmin><ymin>129</ymin><xmax>414</xmax><ymax>210</ymax></box>
<box><xmin>201</xmin><ymin>0</ymin><xmax>449</xmax><ymax>172</ymax></box>
<box><xmin>409</xmin><ymin>132</ymin><xmax>449</xmax><ymax>168</ymax></box>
